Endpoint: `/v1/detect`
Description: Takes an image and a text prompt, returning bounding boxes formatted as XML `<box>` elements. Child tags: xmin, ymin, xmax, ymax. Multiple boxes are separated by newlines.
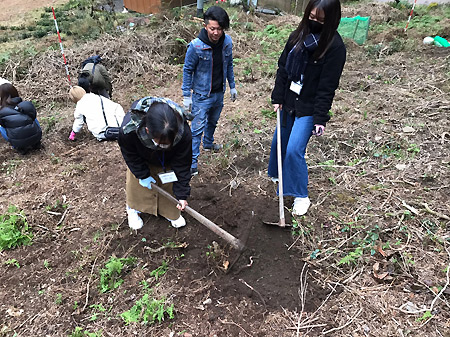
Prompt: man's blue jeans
<box><xmin>268</xmin><ymin>113</ymin><xmax>314</xmax><ymax>198</ymax></box>
<box><xmin>190</xmin><ymin>92</ymin><xmax>224</xmax><ymax>169</ymax></box>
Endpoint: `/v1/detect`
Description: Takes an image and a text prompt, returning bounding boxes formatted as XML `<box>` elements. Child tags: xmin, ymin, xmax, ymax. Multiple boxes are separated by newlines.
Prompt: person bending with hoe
<box><xmin>268</xmin><ymin>0</ymin><xmax>346</xmax><ymax>216</ymax></box>
<box><xmin>118</xmin><ymin>97</ymin><xmax>192</xmax><ymax>230</ymax></box>
<box><xmin>182</xmin><ymin>6</ymin><xmax>237</xmax><ymax>176</ymax></box>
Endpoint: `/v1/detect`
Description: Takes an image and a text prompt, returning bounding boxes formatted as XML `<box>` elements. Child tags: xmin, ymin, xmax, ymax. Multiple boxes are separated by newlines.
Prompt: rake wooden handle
<box><xmin>150</xmin><ymin>183</ymin><xmax>245</xmax><ymax>251</ymax></box>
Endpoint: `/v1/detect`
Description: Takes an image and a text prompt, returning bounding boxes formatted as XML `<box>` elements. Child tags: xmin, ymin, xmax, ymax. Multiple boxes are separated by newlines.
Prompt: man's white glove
<box><xmin>183</xmin><ymin>96</ymin><xmax>192</xmax><ymax>112</ymax></box>
<box><xmin>230</xmin><ymin>88</ymin><xmax>237</xmax><ymax>102</ymax></box>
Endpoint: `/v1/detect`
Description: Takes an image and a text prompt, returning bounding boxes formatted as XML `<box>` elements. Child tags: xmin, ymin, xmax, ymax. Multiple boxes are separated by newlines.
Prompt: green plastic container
<box><xmin>338</xmin><ymin>16</ymin><xmax>371</xmax><ymax>45</ymax></box>
<box><xmin>434</xmin><ymin>36</ymin><xmax>450</xmax><ymax>47</ymax></box>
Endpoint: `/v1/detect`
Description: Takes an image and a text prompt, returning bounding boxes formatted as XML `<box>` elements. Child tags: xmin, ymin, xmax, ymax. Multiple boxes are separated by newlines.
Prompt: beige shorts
<box><xmin>126</xmin><ymin>166</ymin><xmax>180</xmax><ymax>220</ymax></box>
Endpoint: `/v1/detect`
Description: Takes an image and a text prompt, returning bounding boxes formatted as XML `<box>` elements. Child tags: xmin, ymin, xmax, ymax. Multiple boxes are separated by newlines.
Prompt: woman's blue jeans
<box><xmin>0</xmin><ymin>119</ymin><xmax>40</xmax><ymax>147</ymax></box>
<box><xmin>190</xmin><ymin>92</ymin><xmax>224</xmax><ymax>169</ymax></box>
<box><xmin>0</xmin><ymin>126</ymin><xmax>8</xmax><ymax>142</ymax></box>
<box><xmin>268</xmin><ymin>113</ymin><xmax>314</xmax><ymax>198</ymax></box>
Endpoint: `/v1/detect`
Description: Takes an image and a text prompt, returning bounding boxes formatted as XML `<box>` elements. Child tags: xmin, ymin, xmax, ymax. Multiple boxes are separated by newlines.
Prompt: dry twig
<box><xmin>321</xmin><ymin>307</ymin><xmax>362</xmax><ymax>335</ymax></box>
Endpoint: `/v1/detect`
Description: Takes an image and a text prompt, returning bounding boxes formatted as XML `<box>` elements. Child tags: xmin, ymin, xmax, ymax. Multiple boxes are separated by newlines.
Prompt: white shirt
<box><xmin>72</xmin><ymin>93</ymin><xmax>125</xmax><ymax>140</ymax></box>
<box><xmin>0</xmin><ymin>77</ymin><xmax>11</xmax><ymax>86</ymax></box>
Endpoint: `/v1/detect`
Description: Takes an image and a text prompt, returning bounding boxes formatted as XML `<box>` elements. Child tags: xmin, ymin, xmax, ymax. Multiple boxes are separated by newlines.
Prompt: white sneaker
<box><xmin>270</xmin><ymin>177</ymin><xmax>279</xmax><ymax>183</ymax></box>
<box><xmin>165</xmin><ymin>215</ymin><xmax>186</xmax><ymax>228</ymax></box>
<box><xmin>292</xmin><ymin>197</ymin><xmax>311</xmax><ymax>216</ymax></box>
<box><xmin>126</xmin><ymin>206</ymin><xmax>143</xmax><ymax>230</ymax></box>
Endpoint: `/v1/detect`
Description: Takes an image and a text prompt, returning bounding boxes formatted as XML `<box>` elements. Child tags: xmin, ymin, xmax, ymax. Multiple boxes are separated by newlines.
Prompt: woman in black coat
<box><xmin>118</xmin><ymin>97</ymin><xmax>192</xmax><ymax>230</ymax></box>
<box><xmin>268</xmin><ymin>0</ymin><xmax>346</xmax><ymax>216</ymax></box>
<box><xmin>0</xmin><ymin>83</ymin><xmax>42</xmax><ymax>154</ymax></box>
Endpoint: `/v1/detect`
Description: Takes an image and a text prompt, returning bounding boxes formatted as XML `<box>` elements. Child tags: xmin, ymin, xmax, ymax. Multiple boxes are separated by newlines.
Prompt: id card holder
<box><xmin>289</xmin><ymin>81</ymin><xmax>302</xmax><ymax>95</ymax></box>
<box><xmin>158</xmin><ymin>171</ymin><xmax>178</xmax><ymax>184</ymax></box>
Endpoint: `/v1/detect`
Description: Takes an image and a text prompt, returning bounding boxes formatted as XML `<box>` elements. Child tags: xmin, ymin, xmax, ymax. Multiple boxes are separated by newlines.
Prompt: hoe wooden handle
<box><xmin>150</xmin><ymin>183</ymin><xmax>245</xmax><ymax>251</ymax></box>
<box><xmin>276</xmin><ymin>108</ymin><xmax>286</xmax><ymax>226</ymax></box>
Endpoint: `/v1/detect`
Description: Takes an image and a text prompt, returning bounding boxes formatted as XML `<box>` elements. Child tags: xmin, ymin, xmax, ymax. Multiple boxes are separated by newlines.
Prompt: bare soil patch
<box><xmin>1</xmin><ymin>2</ymin><xmax>450</xmax><ymax>336</ymax></box>
<box><xmin>0</xmin><ymin>0</ymin><xmax>68</xmax><ymax>25</ymax></box>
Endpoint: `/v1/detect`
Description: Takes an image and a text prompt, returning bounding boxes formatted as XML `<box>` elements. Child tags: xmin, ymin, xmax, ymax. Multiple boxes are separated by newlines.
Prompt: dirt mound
<box><xmin>342</xmin><ymin>3</ymin><xmax>405</xmax><ymax>23</ymax></box>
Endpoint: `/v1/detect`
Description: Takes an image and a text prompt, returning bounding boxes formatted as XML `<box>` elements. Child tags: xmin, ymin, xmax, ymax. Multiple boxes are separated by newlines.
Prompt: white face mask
<box><xmin>151</xmin><ymin>139</ymin><xmax>170</xmax><ymax>149</ymax></box>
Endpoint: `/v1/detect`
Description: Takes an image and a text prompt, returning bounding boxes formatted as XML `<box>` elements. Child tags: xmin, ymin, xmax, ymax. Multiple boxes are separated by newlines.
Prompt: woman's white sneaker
<box><xmin>292</xmin><ymin>197</ymin><xmax>311</xmax><ymax>216</ymax></box>
<box><xmin>165</xmin><ymin>215</ymin><xmax>186</xmax><ymax>228</ymax></box>
<box><xmin>126</xmin><ymin>206</ymin><xmax>143</xmax><ymax>230</ymax></box>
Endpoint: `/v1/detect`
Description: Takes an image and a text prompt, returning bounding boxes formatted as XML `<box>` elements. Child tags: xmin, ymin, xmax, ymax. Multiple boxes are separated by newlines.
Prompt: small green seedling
<box><xmin>150</xmin><ymin>260</ymin><xmax>168</xmax><ymax>281</ymax></box>
<box><xmin>43</xmin><ymin>260</ymin><xmax>51</xmax><ymax>270</ymax></box>
<box><xmin>416</xmin><ymin>311</ymin><xmax>432</xmax><ymax>322</ymax></box>
<box><xmin>5</xmin><ymin>258</ymin><xmax>20</xmax><ymax>268</ymax></box>
<box><xmin>69</xmin><ymin>327</ymin><xmax>102</xmax><ymax>337</ymax></box>
<box><xmin>55</xmin><ymin>293</ymin><xmax>63</xmax><ymax>305</ymax></box>
<box><xmin>89</xmin><ymin>303</ymin><xmax>107</xmax><ymax>321</ymax></box>
<box><xmin>337</xmin><ymin>247</ymin><xmax>364</xmax><ymax>265</ymax></box>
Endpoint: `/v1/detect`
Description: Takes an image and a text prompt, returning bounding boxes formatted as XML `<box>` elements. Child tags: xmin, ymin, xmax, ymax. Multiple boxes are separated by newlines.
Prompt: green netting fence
<box><xmin>338</xmin><ymin>16</ymin><xmax>371</xmax><ymax>45</ymax></box>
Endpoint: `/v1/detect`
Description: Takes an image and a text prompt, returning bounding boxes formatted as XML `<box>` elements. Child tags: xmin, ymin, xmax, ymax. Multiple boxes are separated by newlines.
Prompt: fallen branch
<box><xmin>239</xmin><ymin>278</ymin><xmax>267</xmax><ymax>309</ymax></box>
<box><xmin>402</xmin><ymin>200</ymin><xmax>419</xmax><ymax>215</ymax></box>
<box><xmin>82</xmin><ymin>254</ymin><xmax>100</xmax><ymax>312</ymax></box>
<box><xmin>56</xmin><ymin>206</ymin><xmax>70</xmax><ymax>227</ymax></box>
<box><xmin>296</xmin><ymin>264</ymin><xmax>308</xmax><ymax>337</ymax></box>
<box><xmin>309</xmin><ymin>165</ymin><xmax>356</xmax><ymax>170</ymax></box>
<box><xmin>322</xmin><ymin>307</ymin><xmax>362</xmax><ymax>335</ymax></box>
<box><xmin>144</xmin><ymin>242</ymin><xmax>188</xmax><ymax>253</ymax></box>
<box><xmin>218</xmin><ymin>318</ymin><xmax>253</xmax><ymax>337</ymax></box>
<box><xmin>395</xmin><ymin>246</ymin><xmax>450</xmax><ymax>315</ymax></box>
<box><xmin>422</xmin><ymin>203</ymin><xmax>450</xmax><ymax>221</ymax></box>
<box><xmin>286</xmin><ymin>323</ymin><xmax>327</xmax><ymax>330</ymax></box>
<box><xmin>13</xmin><ymin>313</ymin><xmax>39</xmax><ymax>331</ymax></box>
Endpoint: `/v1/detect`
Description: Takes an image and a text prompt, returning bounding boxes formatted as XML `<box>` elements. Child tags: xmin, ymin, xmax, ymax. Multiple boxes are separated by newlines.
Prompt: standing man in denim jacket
<box><xmin>182</xmin><ymin>6</ymin><xmax>237</xmax><ymax>176</ymax></box>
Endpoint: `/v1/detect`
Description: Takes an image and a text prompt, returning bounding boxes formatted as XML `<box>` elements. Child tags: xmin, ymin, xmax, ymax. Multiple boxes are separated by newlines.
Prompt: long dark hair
<box><xmin>145</xmin><ymin>102</ymin><xmax>179</xmax><ymax>145</ymax></box>
<box><xmin>290</xmin><ymin>0</ymin><xmax>341</xmax><ymax>59</ymax></box>
<box><xmin>0</xmin><ymin>83</ymin><xmax>19</xmax><ymax>108</ymax></box>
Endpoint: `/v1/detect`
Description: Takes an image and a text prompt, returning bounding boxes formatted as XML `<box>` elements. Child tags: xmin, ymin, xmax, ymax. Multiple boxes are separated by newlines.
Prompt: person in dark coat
<box><xmin>0</xmin><ymin>83</ymin><xmax>42</xmax><ymax>154</ymax></box>
<box><xmin>268</xmin><ymin>0</ymin><xmax>346</xmax><ymax>216</ymax></box>
<box><xmin>118</xmin><ymin>97</ymin><xmax>192</xmax><ymax>230</ymax></box>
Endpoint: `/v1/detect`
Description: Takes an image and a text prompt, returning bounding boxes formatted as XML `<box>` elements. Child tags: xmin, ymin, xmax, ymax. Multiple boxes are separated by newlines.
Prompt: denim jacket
<box><xmin>182</xmin><ymin>34</ymin><xmax>236</xmax><ymax>97</ymax></box>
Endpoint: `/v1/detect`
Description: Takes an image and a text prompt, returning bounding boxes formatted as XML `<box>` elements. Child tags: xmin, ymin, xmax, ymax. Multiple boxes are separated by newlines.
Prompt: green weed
<box><xmin>55</xmin><ymin>293</ymin><xmax>63</xmax><ymax>305</ymax></box>
<box><xmin>39</xmin><ymin>114</ymin><xmax>60</xmax><ymax>134</ymax></box>
<box><xmin>45</xmin><ymin>199</ymin><xmax>69</xmax><ymax>212</ymax></box>
<box><xmin>1</xmin><ymin>159</ymin><xmax>23</xmax><ymax>175</ymax></box>
<box><xmin>150</xmin><ymin>260</ymin><xmax>168</xmax><ymax>281</ymax></box>
<box><xmin>69</xmin><ymin>327</ymin><xmax>102</xmax><ymax>337</ymax></box>
<box><xmin>338</xmin><ymin>246</ymin><xmax>364</xmax><ymax>265</ymax></box>
<box><xmin>4</xmin><ymin>258</ymin><xmax>20</xmax><ymax>268</ymax></box>
<box><xmin>0</xmin><ymin>205</ymin><xmax>33</xmax><ymax>251</ymax></box>
<box><xmin>206</xmin><ymin>244</ymin><xmax>216</xmax><ymax>258</ymax></box>
<box><xmin>43</xmin><ymin>260</ymin><xmax>51</xmax><ymax>270</ymax></box>
<box><xmin>407</xmin><ymin>143</ymin><xmax>420</xmax><ymax>156</ymax></box>
<box><xmin>416</xmin><ymin>310</ymin><xmax>433</xmax><ymax>322</ymax></box>
<box><xmin>318</xmin><ymin>160</ymin><xmax>337</xmax><ymax>171</ymax></box>
<box><xmin>261</xmin><ymin>107</ymin><xmax>276</xmax><ymax>119</ymax></box>
<box><xmin>89</xmin><ymin>303</ymin><xmax>107</xmax><ymax>321</ymax></box>
<box><xmin>99</xmin><ymin>256</ymin><xmax>137</xmax><ymax>293</ymax></box>
<box><xmin>121</xmin><ymin>293</ymin><xmax>174</xmax><ymax>325</ymax></box>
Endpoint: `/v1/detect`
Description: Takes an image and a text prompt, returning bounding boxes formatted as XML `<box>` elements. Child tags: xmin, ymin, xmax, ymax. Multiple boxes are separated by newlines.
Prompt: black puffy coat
<box><xmin>0</xmin><ymin>97</ymin><xmax>42</xmax><ymax>150</ymax></box>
